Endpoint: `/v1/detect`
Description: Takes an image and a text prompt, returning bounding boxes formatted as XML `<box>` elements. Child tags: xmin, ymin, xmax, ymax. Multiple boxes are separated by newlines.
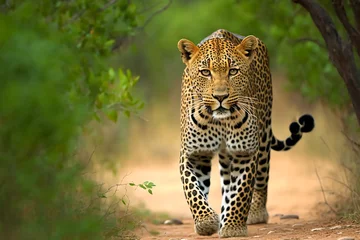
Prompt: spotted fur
<box><xmin>177</xmin><ymin>29</ymin><xmax>315</xmax><ymax>238</ymax></box>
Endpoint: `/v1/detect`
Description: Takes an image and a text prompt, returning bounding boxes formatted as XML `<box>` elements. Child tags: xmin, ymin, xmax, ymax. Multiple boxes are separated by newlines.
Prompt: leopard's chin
<box><xmin>212</xmin><ymin>107</ymin><xmax>231</xmax><ymax>119</ymax></box>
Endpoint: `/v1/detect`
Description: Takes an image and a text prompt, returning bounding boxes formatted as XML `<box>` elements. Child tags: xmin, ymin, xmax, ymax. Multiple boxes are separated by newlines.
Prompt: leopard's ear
<box><xmin>235</xmin><ymin>35</ymin><xmax>258</xmax><ymax>62</ymax></box>
<box><xmin>177</xmin><ymin>39</ymin><xmax>199</xmax><ymax>65</ymax></box>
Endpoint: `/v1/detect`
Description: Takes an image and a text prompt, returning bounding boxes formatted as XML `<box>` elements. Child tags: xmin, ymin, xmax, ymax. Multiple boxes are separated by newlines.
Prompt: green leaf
<box><xmin>107</xmin><ymin>110</ymin><xmax>118</xmax><ymax>123</ymax></box>
<box><xmin>144</xmin><ymin>181</ymin><xmax>156</xmax><ymax>188</ymax></box>
<box><xmin>129</xmin><ymin>183</ymin><xmax>136</xmax><ymax>186</ymax></box>
<box><xmin>148</xmin><ymin>189</ymin><xmax>153</xmax><ymax>195</ymax></box>
<box><xmin>105</xmin><ymin>39</ymin><xmax>115</xmax><ymax>48</ymax></box>
<box><xmin>139</xmin><ymin>184</ymin><xmax>146</xmax><ymax>190</ymax></box>
<box><xmin>98</xmin><ymin>92</ymin><xmax>106</xmax><ymax>104</ymax></box>
<box><xmin>138</xmin><ymin>102</ymin><xmax>145</xmax><ymax>109</ymax></box>
<box><xmin>93</xmin><ymin>112</ymin><xmax>101</xmax><ymax>122</ymax></box>
<box><xmin>108</xmin><ymin>67</ymin><xmax>115</xmax><ymax>80</ymax></box>
<box><xmin>123</xmin><ymin>110</ymin><xmax>130</xmax><ymax>117</ymax></box>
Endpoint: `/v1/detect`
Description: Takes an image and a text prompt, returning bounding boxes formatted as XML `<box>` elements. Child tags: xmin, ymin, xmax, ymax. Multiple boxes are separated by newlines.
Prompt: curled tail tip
<box><xmin>299</xmin><ymin>114</ymin><xmax>315</xmax><ymax>133</ymax></box>
<box><xmin>272</xmin><ymin>114</ymin><xmax>314</xmax><ymax>151</ymax></box>
<box><xmin>289</xmin><ymin>114</ymin><xmax>314</xmax><ymax>134</ymax></box>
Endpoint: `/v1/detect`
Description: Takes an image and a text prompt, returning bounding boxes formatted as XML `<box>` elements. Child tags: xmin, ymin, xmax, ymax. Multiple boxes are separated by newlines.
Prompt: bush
<box><xmin>0</xmin><ymin>1</ymin><xmax>144</xmax><ymax>239</ymax></box>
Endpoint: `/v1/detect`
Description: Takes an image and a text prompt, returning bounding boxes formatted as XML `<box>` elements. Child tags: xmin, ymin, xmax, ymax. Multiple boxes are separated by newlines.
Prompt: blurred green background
<box><xmin>0</xmin><ymin>0</ymin><xmax>358</xmax><ymax>239</ymax></box>
<box><xmin>118</xmin><ymin>0</ymin><xmax>350</xmax><ymax>107</ymax></box>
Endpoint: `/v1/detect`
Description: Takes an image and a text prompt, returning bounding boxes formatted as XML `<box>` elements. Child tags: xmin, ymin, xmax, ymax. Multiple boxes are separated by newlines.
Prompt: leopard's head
<box><xmin>178</xmin><ymin>35</ymin><xmax>258</xmax><ymax>120</ymax></box>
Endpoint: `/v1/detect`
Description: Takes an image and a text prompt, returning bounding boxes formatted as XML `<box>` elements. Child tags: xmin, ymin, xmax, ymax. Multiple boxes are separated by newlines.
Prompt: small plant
<box><xmin>129</xmin><ymin>181</ymin><xmax>157</xmax><ymax>195</ymax></box>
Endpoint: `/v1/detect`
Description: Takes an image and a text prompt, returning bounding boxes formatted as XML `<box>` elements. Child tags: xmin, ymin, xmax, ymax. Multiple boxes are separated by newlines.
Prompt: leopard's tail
<box><xmin>271</xmin><ymin>114</ymin><xmax>315</xmax><ymax>151</ymax></box>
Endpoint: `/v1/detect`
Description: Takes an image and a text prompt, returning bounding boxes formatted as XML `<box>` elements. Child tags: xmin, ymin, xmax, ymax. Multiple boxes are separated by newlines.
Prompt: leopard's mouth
<box><xmin>207</xmin><ymin>106</ymin><xmax>235</xmax><ymax>119</ymax></box>
<box><xmin>207</xmin><ymin>105</ymin><xmax>237</xmax><ymax>113</ymax></box>
<box><xmin>215</xmin><ymin>106</ymin><xmax>229</xmax><ymax>113</ymax></box>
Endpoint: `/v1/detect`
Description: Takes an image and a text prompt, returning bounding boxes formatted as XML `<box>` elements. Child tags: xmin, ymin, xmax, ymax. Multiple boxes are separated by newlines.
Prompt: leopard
<box><xmin>177</xmin><ymin>29</ymin><xmax>315</xmax><ymax>238</ymax></box>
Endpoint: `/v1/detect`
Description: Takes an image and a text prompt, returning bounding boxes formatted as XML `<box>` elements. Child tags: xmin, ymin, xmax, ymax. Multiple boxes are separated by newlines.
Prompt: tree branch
<box><xmin>138</xmin><ymin>2</ymin><xmax>163</xmax><ymax>14</ymax></box>
<box><xmin>112</xmin><ymin>0</ymin><xmax>172</xmax><ymax>51</ymax></box>
<box><xmin>333</xmin><ymin>0</ymin><xmax>360</xmax><ymax>57</ymax></box>
<box><xmin>137</xmin><ymin>0</ymin><xmax>173</xmax><ymax>30</ymax></box>
<box><xmin>350</xmin><ymin>0</ymin><xmax>360</xmax><ymax>31</ymax></box>
<box><xmin>101</xmin><ymin>0</ymin><xmax>120</xmax><ymax>11</ymax></box>
<box><xmin>293</xmin><ymin>0</ymin><xmax>360</xmax><ymax>126</ymax></box>
<box><xmin>290</xmin><ymin>37</ymin><xmax>326</xmax><ymax>49</ymax></box>
<box><xmin>0</xmin><ymin>0</ymin><xmax>12</xmax><ymax>13</ymax></box>
<box><xmin>314</xmin><ymin>165</ymin><xmax>338</xmax><ymax>214</ymax></box>
<box><xmin>66</xmin><ymin>0</ymin><xmax>121</xmax><ymax>26</ymax></box>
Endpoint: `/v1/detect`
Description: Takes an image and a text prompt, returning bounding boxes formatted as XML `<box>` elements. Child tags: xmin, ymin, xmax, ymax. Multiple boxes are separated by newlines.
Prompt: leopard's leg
<box><xmin>218</xmin><ymin>152</ymin><xmax>257</xmax><ymax>238</ymax></box>
<box><xmin>218</xmin><ymin>150</ymin><xmax>231</xmax><ymax>229</ymax></box>
<box><xmin>218</xmin><ymin>150</ymin><xmax>231</xmax><ymax>223</ymax></box>
<box><xmin>179</xmin><ymin>151</ymin><xmax>219</xmax><ymax>236</ymax></box>
<box><xmin>247</xmin><ymin>142</ymin><xmax>270</xmax><ymax>225</ymax></box>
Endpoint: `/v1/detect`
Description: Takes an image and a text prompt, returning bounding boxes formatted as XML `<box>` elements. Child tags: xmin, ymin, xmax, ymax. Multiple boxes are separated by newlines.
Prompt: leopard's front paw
<box><xmin>194</xmin><ymin>212</ymin><xmax>219</xmax><ymax>236</ymax></box>
<box><xmin>246</xmin><ymin>206</ymin><xmax>269</xmax><ymax>225</ymax></box>
<box><xmin>219</xmin><ymin>224</ymin><xmax>247</xmax><ymax>238</ymax></box>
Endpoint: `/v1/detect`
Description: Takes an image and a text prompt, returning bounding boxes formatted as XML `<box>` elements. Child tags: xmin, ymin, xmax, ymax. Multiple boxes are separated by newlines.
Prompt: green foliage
<box><xmin>5</xmin><ymin>0</ymin><xmax>143</xmax><ymax>120</ymax></box>
<box><xmin>0</xmin><ymin>0</ymin><xmax>147</xmax><ymax>239</ymax></box>
<box><xmin>95</xmin><ymin>68</ymin><xmax>143</xmax><ymax>122</ymax></box>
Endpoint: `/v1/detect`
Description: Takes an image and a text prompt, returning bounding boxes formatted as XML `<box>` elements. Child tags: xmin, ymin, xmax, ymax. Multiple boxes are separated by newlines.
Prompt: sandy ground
<box><xmin>138</xmin><ymin>218</ymin><xmax>360</xmax><ymax>239</ymax></box>
<box><xmin>121</xmin><ymin>154</ymin><xmax>335</xmax><ymax>220</ymax></box>
<box><xmin>119</xmin><ymin>155</ymin><xmax>359</xmax><ymax>240</ymax></box>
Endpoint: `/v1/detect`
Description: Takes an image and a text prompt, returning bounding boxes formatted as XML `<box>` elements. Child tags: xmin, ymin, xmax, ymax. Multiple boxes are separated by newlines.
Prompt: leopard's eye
<box><xmin>229</xmin><ymin>68</ymin><xmax>239</xmax><ymax>76</ymax></box>
<box><xmin>200</xmin><ymin>69</ymin><xmax>211</xmax><ymax>77</ymax></box>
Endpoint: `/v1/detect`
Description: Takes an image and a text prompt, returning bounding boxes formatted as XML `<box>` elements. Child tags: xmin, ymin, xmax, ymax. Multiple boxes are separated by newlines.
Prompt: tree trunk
<box><xmin>293</xmin><ymin>0</ymin><xmax>360</xmax><ymax>126</ymax></box>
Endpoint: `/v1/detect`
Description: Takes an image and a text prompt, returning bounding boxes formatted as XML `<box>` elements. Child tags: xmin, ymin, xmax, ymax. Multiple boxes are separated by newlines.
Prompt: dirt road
<box><xmin>139</xmin><ymin>218</ymin><xmax>359</xmax><ymax>240</ymax></box>
<box><xmin>118</xmin><ymin>152</ymin><xmax>359</xmax><ymax>240</ymax></box>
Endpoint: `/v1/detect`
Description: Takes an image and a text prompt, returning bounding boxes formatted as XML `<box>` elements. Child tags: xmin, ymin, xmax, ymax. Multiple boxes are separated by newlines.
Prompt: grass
<box><xmin>325</xmin><ymin>133</ymin><xmax>360</xmax><ymax>223</ymax></box>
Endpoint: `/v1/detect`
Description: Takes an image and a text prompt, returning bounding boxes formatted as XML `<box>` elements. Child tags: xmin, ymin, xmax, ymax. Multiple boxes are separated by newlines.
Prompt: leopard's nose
<box><xmin>212</xmin><ymin>93</ymin><xmax>229</xmax><ymax>103</ymax></box>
